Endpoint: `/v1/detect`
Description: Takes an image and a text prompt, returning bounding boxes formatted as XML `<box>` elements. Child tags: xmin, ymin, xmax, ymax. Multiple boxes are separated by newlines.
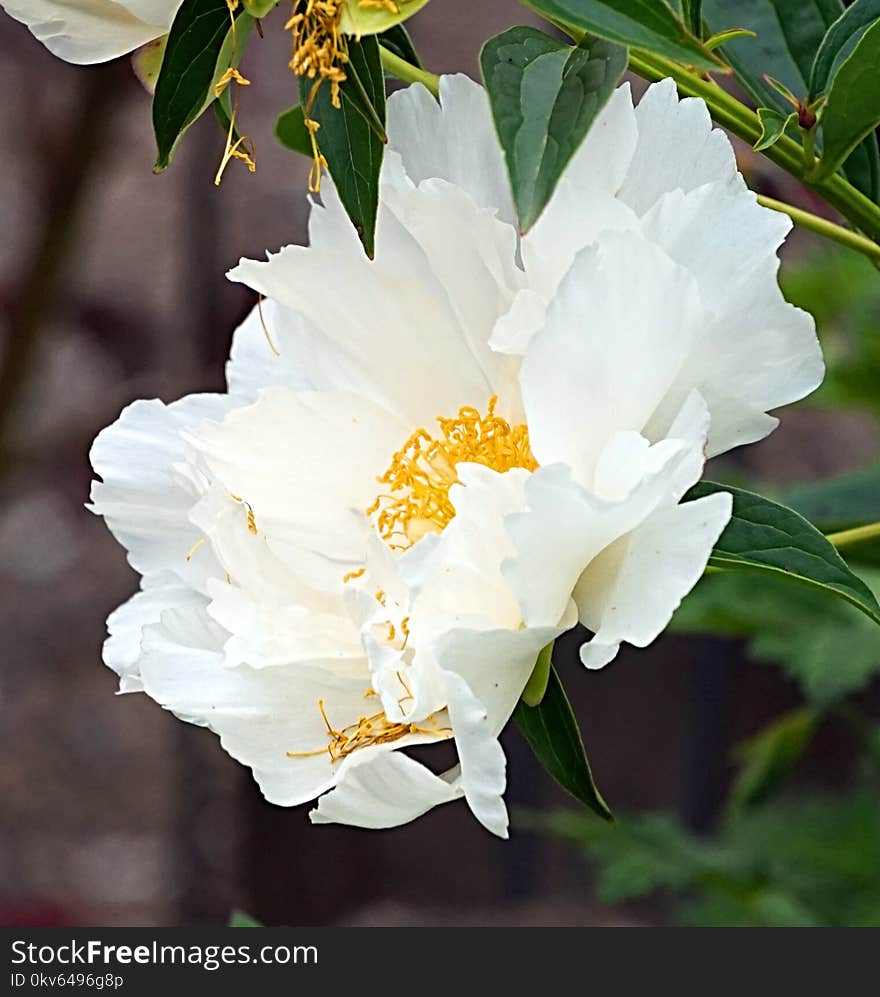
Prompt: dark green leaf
<box><xmin>809</xmin><ymin>0</ymin><xmax>880</xmax><ymax>99</ymax></box>
<box><xmin>682</xmin><ymin>0</ymin><xmax>703</xmax><ymax>37</ymax></box>
<box><xmin>378</xmin><ymin>23</ymin><xmax>422</xmax><ymax>68</ymax></box>
<box><xmin>274</xmin><ymin>105</ymin><xmax>312</xmax><ymax>158</ymax></box>
<box><xmin>754</xmin><ymin>106</ymin><xmax>797</xmax><ymax>149</ymax></box>
<box><xmin>300</xmin><ymin>35</ymin><xmax>386</xmax><ymax>257</ymax></box>
<box><xmin>522</xmin><ymin>0</ymin><xmax>720</xmax><ymax>69</ymax></box>
<box><xmin>689</xmin><ymin>481</ymin><xmax>880</xmax><ymax>626</ymax></box>
<box><xmin>729</xmin><ymin>708</ymin><xmax>818</xmax><ymax>811</ymax></box>
<box><xmin>814</xmin><ymin>19</ymin><xmax>880</xmax><ymax>182</ymax></box>
<box><xmin>514</xmin><ymin>665</ymin><xmax>613</xmax><ymax>823</ymax></box>
<box><xmin>153</xmin><ymin>0</ymin><xmax>253</xmax><ymax>172</ymax></box>
<box><xmin>702</xmin><ymin>0</ymin><xmax>879</xmax><ymax>199</ymax></box>
<box><xmin>480</xmin><ymin>27</ymin><xmax>627</xmax><ymax>231</ymax></box>
<box><xmin>229</xmin><ymin>910</ymin><xmax>261</xmax><ymax>927</ymax></box>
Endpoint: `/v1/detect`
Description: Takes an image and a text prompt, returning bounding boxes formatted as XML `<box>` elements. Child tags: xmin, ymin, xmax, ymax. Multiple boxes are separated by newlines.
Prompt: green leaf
<box><xmin>689</xmin><ymin>481</ymin><xmax>880</xmax><ymax>626</ymax></box>
<box><xmin>682</xmin><ymin>0</ymin><xmax>703</xmax><ymax>37</ymax></box>
<box><xmin>153</xmin><ymin>0</ymin><xmax>254</xmax><ymax>172</ymax></box>
<box><xmin>729</xmin><ymin>708</ymin><xmax>818</xmax><ymax>811</ymax></box>
<box><xmin>229</xmin><ymin>910</ymin><xmax>261</xmax><ymax>927</ymax></box>
<box><xmin>300</xmin><ymin>35</ymin><xmax>386</xmax><ymax>257</ymax></box>
<box><xmin>340</xmin><ymin>0</ymin><xmax>430</xmax><ymax>35</ymax></box>
<box><xmin>754</xmin><ymin>106</ymin><xmax>797</xmax><ymax>149</ymax></box>
<box><xmin>814</xmin><ymin>20</ymin><xmax>880</xmax><ymax>182</ymax></box>
<box><xmin>702</xmin><ymin>0</ymin><xmax>879</xmax><ymax>200</ymax></box>
<box><xmin>514</xmin><ymin>665</ymin><xmax>613</xmax><ymax>823</ymax></box>
<box><xmin>521</xmin><ymin>642</ymin><xmax>554</xmax><ymax>707</ymax></box>
<box><xmin>480</xmin><ymin>27</ymin><xmax>627</xmax><ymax>232</ymax></box>
<box><xmin>243</xmin><ymin>0</ymin><xmax>277</xmax><ymax>16</ymax></box>
<box><xmin>378</xmin><ymin>23</ymin><xmax>422</xmax><ymax>68</ymax></box>
<box><xmin>274</xmin><ymin>105</ymin><xmax>312</xmax><ymax>158</ymax></box>
<box><xmin>522</xmin><ymin>0</ymin><xmax>720</xmax><ymax>69</ymax></box>
<box><xmin>809</xmin><ymin>0</ymin><xmax>880</xmax><ymax>99</ymax></box>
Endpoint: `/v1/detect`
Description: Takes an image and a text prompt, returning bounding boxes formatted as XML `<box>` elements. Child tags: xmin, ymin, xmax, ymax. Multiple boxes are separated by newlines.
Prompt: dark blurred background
<box><xmin>1</xmin><ymin>1</ymin><xmax>878</xmax><ymax>927</ymax></box>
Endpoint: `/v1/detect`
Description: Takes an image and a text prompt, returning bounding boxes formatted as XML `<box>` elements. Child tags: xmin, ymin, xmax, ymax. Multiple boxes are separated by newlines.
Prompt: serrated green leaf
<box><xmin>275</xmin><ymin>105</ymin><xmax>312</xmax><ymax>158</ymax></box>
<box><xmin>378</xmin><ymin>23</ymin><xmax>422</xmax><ymax>68</ymax></box>
<box><xmin>153</xmin><ymin>0</ymin><xmax>253</xmax><ymax>172</ymax></box>
<box><xmin>754</xmin><ymin>106</ymin><xmax>797</xmax><ymax>149</ymax></box>
<box><xmin>522</xmin><ymin>0</ymin><xmax>720</xmax><ymax>68</ymax></box>
<box><xmin>480</xmin><ymin>26</ymin><xmax>627</xmax><ymax>232</ymax></box>
<box><xmin>689</xmin><ymin>481</ymin><xmax>880</xmax><ymax>626</ymax></box>
<box><xmin>300</xmin><ymin>35</ymin><xmax>386</xmax><ymax>257</ymax></box>
<box><xmin>729</xmin><ymin>708</ymin><xmax>818</xmax><ymax>811</ymax></box>
<box><xmin>809</xmin><ymin>0</ymin><xmax>880</xmax><ymax>99</ymax></box>
<box><xmin>814</xmin><ymin>19</ymin><xmax>880</xmax><ymax>182</ymax></box>
<box><xmin>702</xmin><ymin>0</ymin><xmax>879</xmax><ymax>199</ymax></box>
<box><xmin>514</xmin><ymin>665</ymin><xmax>613</xmax><ymax>823</ymax></box>
<box><xmin>229</xmin><ymin>910</ymin><xmax>261</xmax><ymax>927</ymax></box>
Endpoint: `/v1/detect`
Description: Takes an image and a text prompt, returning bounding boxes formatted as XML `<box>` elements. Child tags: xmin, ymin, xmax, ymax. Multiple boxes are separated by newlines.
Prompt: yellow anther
<box><xmin>287</xmin><ymin>698</ymin><xmax>451</xmax><ymax>763</ymax></box>
<box><xmin>369</xmin><ymin>396</ymin><xmax>537</xmax><ymax>548</ymax></box>
<box><xmin>214</xmin><ymin>66</ymin><xmax>251</xmax><ymax>97</ymax></box>
<box><xmin>342</xmin><ymin>567</ymin><xmax>366</xmax><ymax>583</ymax></box>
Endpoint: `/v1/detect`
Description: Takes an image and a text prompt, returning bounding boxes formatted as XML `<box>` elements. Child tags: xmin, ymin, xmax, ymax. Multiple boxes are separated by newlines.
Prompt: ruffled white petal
<box><xmin>2</xmin><ymin>0</ymin><xmax>178</xmax><ymax>64</ymax></box>
<box><xmin>386</xmin><ymin>74</ymin><xmax>514</xmax><ymax>224</ymax></box>
<box><xmin>574</xmin><ymin>490</ymin><xmax>732</xmax><ymax>668</ymax></box>
<box><xmin>103</xmin><ymin>572</ymin><xmax>204</xmax><ymax>693</ymax></box>
<box><xmin>520</xmin><ymin>231</ymin><xmax>704</xmax><ymax>487</ymax></box>
<box><xmin>185</xmin><ymin>387</ymin><xmax>408</xmax><ymax>569</ymax></box>
<box><xmin>89</xmin><ymin>394</ymin><xmax>237</xmax><ymax>592</ymax></box>
<box><xmin>229</xmin><ymin>177</ymin><xmax>523</xmax><ymax>428</ymax></box>
<box><xmin>310</xmin><ymin>752</ymin><xmax>463</xmax><ymax>830</ymax></box>
<box><xmin>617</xmin><ymin>78</ymin><xmax>741</xmax><ymax>215</ymax></box>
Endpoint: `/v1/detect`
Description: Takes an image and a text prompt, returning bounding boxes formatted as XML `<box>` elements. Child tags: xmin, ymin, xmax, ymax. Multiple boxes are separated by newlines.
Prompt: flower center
<box><xmin>367</xmin><ymin>396</ymin><xmax>537</xmax><ymax>549</ymax></box>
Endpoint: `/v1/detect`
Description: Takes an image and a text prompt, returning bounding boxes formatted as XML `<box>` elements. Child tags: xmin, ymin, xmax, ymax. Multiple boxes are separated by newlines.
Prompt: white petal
<box><xmin>443</xmin><ymin>670</ymin><xmax>508</xmax><ymax>837</ymax></box>
<box><xmin>230</xmin><ymin>178</ymin><xmax>522</xmax><ymax>428</ymax></box>
<box><xmin>504</xmin><ymin>434</ymin><xmax>704</xmax><ymax>628</ymax></box>
<box><xmin>3</xmin><ymin>0</ymin><xmax>176</xmax><ymax>64</ymax></box>
<box><xmin>386</xmin><ymin>74</ymin><xmax>514</xmax><ymax>224</ymax></box>
<box><xmin>185</xmin><ymin>387</ymin><xmax>408</xmax><ymax>567</ymax></box>
<box><xmin>310</xmin><ymin>752</ymin><xmax>462</xmax><ymax>830</ymax></box>
<box><xmin>103</xmin><ymin>572</ymin><xmax>204</xmax><ymax>693</ymax></box>
<box><xmin>89</xmin><ymin>394</ymin><xmax>237</xmax><ymax>591</ymax></box>
<box><xmin>575</xmin><ymin>491</ymin><xmax>732</xmax><ymax>668</ymax></box>
<box><xmin>225</xmin><ymin>298</ymin><xmax>316</xmax><ymax>400</ymax></box>
<box><xmin>520</xmin><ymin>231</ymin><xmax>703</xmax><ymax>487</ymax></box>
<box><xmin>520</xmin><ymin>84</ymin><xmax>639</xmax><ymax>296</ymax></box>
<box><xmin>618</xmin><ymin>78</ymin><xmax>741</xmax><ymax>216</ymax></box>
<box><xmin>639</xmin><ymin>184</ymin><xmax>823</xmax><ymax>455</ymax></box>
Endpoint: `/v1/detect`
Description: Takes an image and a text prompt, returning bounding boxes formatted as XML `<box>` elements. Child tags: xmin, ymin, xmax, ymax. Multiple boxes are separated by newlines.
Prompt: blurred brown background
<box><xmin>1</xmin><ymin>1</ymin><xmax>877</xmax><ymax>927</ymax></box>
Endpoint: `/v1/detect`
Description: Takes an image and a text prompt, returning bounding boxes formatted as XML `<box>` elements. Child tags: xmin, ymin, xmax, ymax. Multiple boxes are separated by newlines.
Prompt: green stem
<box><xmin>756</xmin><ymin>195</ymin><xmax>880</xmax><ymax>263</ymax></box>
<box><xmin>378</xmin><ymin>44</ymin><xmax>440</xmax><ymax>97</ymax></box>
<box><xmin>826</xmin><ymin>521</ymin><xmax>880</xmax><ymax>550</ymax></box>
<box><xmin>801</xmin><ymin>125</ymin><xmax>817</xmax><ymax>174</ymax></box>
<box><xmin>627</xmin><ymin>50</ymin><xmax>880</xmax><ymax>240</ymax></box>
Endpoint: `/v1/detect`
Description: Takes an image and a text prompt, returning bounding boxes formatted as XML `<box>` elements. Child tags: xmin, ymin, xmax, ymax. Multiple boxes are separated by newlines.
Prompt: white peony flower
<box><xmin>1</xmin><ymin>0</ymin><xmax>181</xmax><ymax>64</ymax></box>
<box><xmin>90</xmin><ymin>75</ymin><xmax>822</xmax><ymax>835</ymax></box>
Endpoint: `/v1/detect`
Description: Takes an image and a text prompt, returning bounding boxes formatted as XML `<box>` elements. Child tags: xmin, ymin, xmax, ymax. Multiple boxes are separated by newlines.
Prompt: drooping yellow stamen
<box><xmin>213</xmin><ymin>2</ymin><xmax>256</xmax><ymax>185</ymax></box>
<box><xmin>367</xmin><ymin>396</ymin><xmax>537</xmax><ymax>549</ymax></box>
<box><xmin>185</xmin><ymin>538</ymin><xmax>206</xmax><ymax>562</ymax></box>
<box><xmin>287</xmin><ymin>698</ymin><xmax>451</xmax><ymax>763</ymax></box>
<box><xmin>286</xmin><ymin>1</ymin><xmax>348</xmax><ymax>192</ymax></box>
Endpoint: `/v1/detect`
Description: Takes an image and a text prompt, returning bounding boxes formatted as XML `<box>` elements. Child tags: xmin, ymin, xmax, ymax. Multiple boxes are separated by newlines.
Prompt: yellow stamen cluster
<box><xmin>287</xmin><ymin>698</ymin><xmax>449</xmax><ymax>763</ymax></box>
<box><xmin>367</xmin><ymin>396</ymin><xmax>537</xmax><ymax>548</ymax></box>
